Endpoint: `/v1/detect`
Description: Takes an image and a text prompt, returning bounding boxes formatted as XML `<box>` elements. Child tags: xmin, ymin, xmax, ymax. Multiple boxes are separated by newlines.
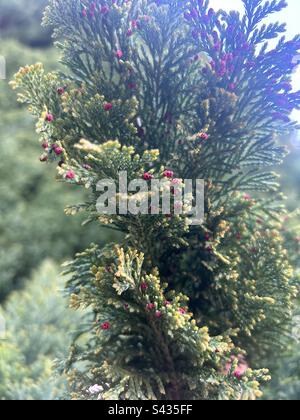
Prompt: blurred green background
<box><xmin>0</xmin><ymin>0</ymin><xmax>299</xmax><ymax>400</ymax></box>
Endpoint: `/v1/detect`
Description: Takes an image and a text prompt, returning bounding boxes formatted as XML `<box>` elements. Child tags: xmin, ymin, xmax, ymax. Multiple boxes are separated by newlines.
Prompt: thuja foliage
<box><xmin>263</xmin><ymin>214</ymin><xmax>300</xmax><ymax>400</ymax></box>
<box><xmin>12</xmin><ymin>0</ymin><xmax>300</xmax><ymax>400</ymax></box>
<box><xmin>0</xmin><ymin>40</ymin><xmax>117</xmax><ymax>300</ymax></box>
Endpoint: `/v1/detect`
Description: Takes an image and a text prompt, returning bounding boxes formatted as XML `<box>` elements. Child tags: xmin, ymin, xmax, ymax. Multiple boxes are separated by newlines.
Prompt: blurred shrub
<box><xmin>0</xmin><ymin>261</ymin><xmax>80</xmax><ymax>400</ymax></box>
<box><xmin>0</xmin><ymin>0</ymin><xmax>51</xmax><ymax>47</ymax></box>
<box><xmin>0</xmin><ymin>40</ymin><xmax>118</xmax><ymax>299</ymax></box>
<box><xmin>280</xmin><ymin>148</ymin><xmax>300</xmax><ymax>211</ymax></box>
<box><xmin>263</xmin><ymin>315</ymin><xmax>300</xmax><ymax>400</ymax></box>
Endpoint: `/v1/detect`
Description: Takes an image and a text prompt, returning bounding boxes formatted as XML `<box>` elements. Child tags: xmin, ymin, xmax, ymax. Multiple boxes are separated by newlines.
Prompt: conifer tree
<box><xmin>0</xmin><ymin>40</ymin><xmax>116</xmax><ymax>300</ymax></box>
<box><xmin>12</xmin><ymin>0</ymin><xmax>300</xmax><ymax>400</ymax></box>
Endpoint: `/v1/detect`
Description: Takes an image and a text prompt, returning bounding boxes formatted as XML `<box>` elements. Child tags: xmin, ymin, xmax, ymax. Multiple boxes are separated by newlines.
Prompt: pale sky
<box><xmin>210</xmin><ymin>0</ymin><xmax>300</xmax><ymax>120</ymax></box>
